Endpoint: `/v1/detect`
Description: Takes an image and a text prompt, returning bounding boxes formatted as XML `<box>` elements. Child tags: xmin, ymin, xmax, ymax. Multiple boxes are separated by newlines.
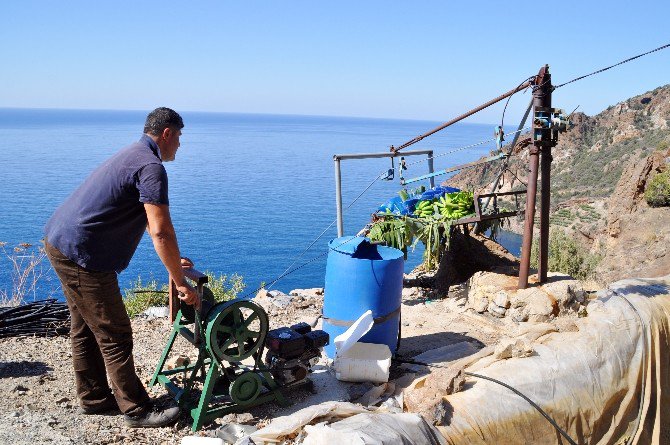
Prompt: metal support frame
<box><xmin>391</xmin><ymin>81</ymin><xmax>533</xmax><ymax>153</ymax></box>
<box><xmin>449</xmin><ymin>190</ymin><xmax>527</xmax><ymax>226</ymax></box>
<box><xmin>519</xmin><ymin>65</ymin><xmax>553</xmax><ymax>289</ymax></box>
<box><xmin>333</xmin><ymin>149</ymin><xmax>434</xmax><ymax>237</ymax></box>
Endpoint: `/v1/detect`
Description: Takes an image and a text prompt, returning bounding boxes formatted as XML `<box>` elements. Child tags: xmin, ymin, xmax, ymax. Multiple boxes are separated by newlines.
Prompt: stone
<box><xmin>471</xmin><ymin>295</ymin><xmax>489</xmax><ymax>313</ymax></box>
<box><xmin>289</xmin><ymin>288</ymin><xmax>324</xmax><ymax>299</ymax></box>
<box><xmin>542</xmin><ymin>274</ymin><xmax>586</xmax><ymax>307</ymax></box>
<box><xmin>448</xmin><ymin>283</ymin><xmax>468</xmax><ymax>300</ymax></box>
<box><xmin>467</xmin><ymin>273</ymin><xmax>506</xmax><ymax>313</ymax></box>
<box><xmin>488</xmin><ymin>304</ymin><xmax>506</xmax><ymax>318</ymax></box>
<box><xmin>255</xmin><ymin>288</ymin><xmax>269</xmax><ymax>299</ymax></box>
<box><xmin>270</xmin><ymin>295</ymin><xmax>293</xmax><ymax>308</ymax></box>
<box><xmin>508</xmin><ymin>307</ymin><xmax>529</xmax><ymax>322</ymax></box>
<box><xmin>165</xmin><ymin>355</ymin><xmax>190</xmax><ymax>370</ymax></box>
<box><xmin>525</xmin><ymin>290</ymin><xmax>556</xmax><ymax>323</ymax></box>
<box><xmin>141</xmin><ymin>306</ymin><xmax>169</xmax><ymax>319</ymax></box>
<box><xmin>494</xmin><ymin>338</ymin><xmax>534</xmax><ymax>359</ymax></box>
<box><xmin>402</xmin><ymin>287</ymin><xmax>420</xmax><ymax>299</ymax></box>
<box><xmin>493</xmin><ymin>290</ymin><xmax>511</xmax><ymax>309</ymax></box>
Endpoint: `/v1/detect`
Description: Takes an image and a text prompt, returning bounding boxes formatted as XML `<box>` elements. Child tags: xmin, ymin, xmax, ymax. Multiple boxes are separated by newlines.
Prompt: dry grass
<box><xmin>0</xmin><ymin>241</ymin><xmax>49</xmax><ymax>306</ymax></box>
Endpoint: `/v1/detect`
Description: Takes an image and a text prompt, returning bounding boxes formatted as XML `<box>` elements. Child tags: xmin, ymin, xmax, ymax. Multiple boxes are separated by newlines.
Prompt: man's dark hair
<box><xmin>143</xmin><ymin>107</ymin><xmax>184</xmax><ymax>136</ymax></box>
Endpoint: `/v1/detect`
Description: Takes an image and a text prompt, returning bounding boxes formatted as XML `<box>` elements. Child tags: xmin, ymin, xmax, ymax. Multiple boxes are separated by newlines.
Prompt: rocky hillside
<box><xmin>446</xmin><ymin>84</ymin><xmax>670</xmax><ymax>285</ymax></box>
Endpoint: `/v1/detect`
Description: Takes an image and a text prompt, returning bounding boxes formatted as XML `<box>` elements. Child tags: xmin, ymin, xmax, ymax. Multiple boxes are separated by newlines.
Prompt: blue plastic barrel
<box><xmin>322</xmin><ymin>236</ymin><xmax>404</xmax><ymax>358</ymax></box>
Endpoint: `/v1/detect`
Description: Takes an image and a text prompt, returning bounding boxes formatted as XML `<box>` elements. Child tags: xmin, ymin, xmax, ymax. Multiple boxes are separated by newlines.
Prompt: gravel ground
<box><xmin>0</xmin><ymin>285</ymin><xmax>514</xmax><ymax>444</ymax></box>
<box><xmin>0</xmin><ymin>291</ymin><xmax>326</xmax><ymax>445</ymax></box>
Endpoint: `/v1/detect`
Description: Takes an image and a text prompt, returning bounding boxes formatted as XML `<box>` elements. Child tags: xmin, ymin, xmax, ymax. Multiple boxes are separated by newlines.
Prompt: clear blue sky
<box><xmin>1</xmin><ymin>1</ymin><xmax>669</xmax><ymax>123</ymax></box>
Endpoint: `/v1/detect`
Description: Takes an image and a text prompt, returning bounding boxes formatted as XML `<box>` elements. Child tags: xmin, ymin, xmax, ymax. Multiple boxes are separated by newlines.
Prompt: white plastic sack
<box><xmin>303</xmin><ymin>412</ymin><xmax>446</xmax><ymax>445</ymax></box>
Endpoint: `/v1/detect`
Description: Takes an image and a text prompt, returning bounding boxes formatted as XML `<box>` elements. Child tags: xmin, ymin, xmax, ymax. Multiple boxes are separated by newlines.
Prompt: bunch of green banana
<box><xmin>413</xmin><ymin>199</ymin><xmax>436</xmax><ymax>218</ymax></box>
<box><xmin>436</xmin><ymin>191</ymin><xmax>475</xmax><ymax>220</ymax></box>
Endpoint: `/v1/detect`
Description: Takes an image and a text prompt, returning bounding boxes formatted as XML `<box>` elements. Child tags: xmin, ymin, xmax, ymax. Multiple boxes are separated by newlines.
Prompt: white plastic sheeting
<box><xmin>246</xmin><ymin>401</ymin><xmax>445</xmax><ymax>445</ymax></box>
<box><xmin>433</xmin><ymin>275</ymin><xmax>670</xmax><ymax>444</ymax></box>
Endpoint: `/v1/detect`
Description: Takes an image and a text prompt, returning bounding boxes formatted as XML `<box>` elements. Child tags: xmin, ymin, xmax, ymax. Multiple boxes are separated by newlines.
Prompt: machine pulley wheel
<box><xmin>229</xmin><ymin>371</ymin><xmax>262</xmax><ymax>405</ymax></box>
<box><xmin>205</xmin><ymin>300</ymin><xmax>269</xmax><ymax>362</ymax></box>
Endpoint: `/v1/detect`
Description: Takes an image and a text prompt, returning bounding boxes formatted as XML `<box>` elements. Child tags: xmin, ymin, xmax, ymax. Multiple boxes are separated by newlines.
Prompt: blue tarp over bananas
<box><xmin>369</xmin><ymin>190</ymin><xmax>476</xmax><ymax>270</ymax></box>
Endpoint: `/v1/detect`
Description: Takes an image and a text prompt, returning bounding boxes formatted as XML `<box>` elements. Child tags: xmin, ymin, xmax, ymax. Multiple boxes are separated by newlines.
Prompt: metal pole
<box><xmin>538</xmin><ymin>69</ymin><xmax>553</xmax><ymax>283</ymax></box>
<box><xmin>427</xmin><ymin>151</ymin><xmax>435</xmax><ymax>188</ymax></box>
<box><xmin>518</xmin><ymin>65</ymin><xmax>549</xmax><ymax>289</ymax></box>
<box><xmin>334</xmin><ymin>158</ymin><xmax>344</xmax><ymax>237</ymax></box>
<box><xmin>392</xmin><ymin>80</ymin><xmax>533</xmax><ymax>153</ymax></box>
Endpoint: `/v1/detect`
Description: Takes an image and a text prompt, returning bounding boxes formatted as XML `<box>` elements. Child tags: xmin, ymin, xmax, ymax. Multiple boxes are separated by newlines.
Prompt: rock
<box><xmin>493</xmin><ymin>290</ymin><xmax>511</xmax><ymax>309</ymax></box>
<box><xmin>55</xmin><ymin>397</ymin><xmax>69</xmax><ymax>404</ymax></box>
<box><xmin>488</xmin><ymin>304</ymin><xmax>506</xmax><ymax>318</ymax></box>
<box><xmin>141</xmin><ymin>306</ymin><xmax>169</xmax><ymax>319</ymax></box>
<box><xmin>402</xmin><ymin>287</ymin><xmax>420</xmax><ymax>299</ymax></box>
<box><xmin>508</xmin><ymin>307</ymin><xmax>529</xmax><ymax>322</ymax></box>
<box><xmin>525</xmin><ymin>290</ymin><xmax>556</xmax><ymax>322</ymax></box>
<box><xmin>165</xmin><ymin>355</ymin><xmax>189</xmax><ymax>370</ymax></box>
<box><xmin>432</xmin><ymin>231</ymin><xmax>520</xmax><ymax>294</ymax></box>
<box><xmin>255</xmin><ymin>288</ymin><xmax>269</xmax><ymax>299</ymax></box>
<box><xmin>494</xmin><ymin>338</ymin><xmax>534</xmax><ymax>359</ymax></box>
<box><xmin>270</xmin><ymin>294</ymin><xmax>293</xmax><ymax>308</ymax></box>
<box><xmin>289</xmin><ymin>288</ymin><xmax>323</xmax><ymax>299</ymax></box>
<box><xmin>542</xmin><ymin>274</ymin><xmax>586</xmax><ymax>306</ymax></box>
<box><xmin>467</xmin><ymin>272</ymin><xmax>518</xmax><ymax>313</ymax></box>
<box><xmin>471</xmin><ymin>295</ymin><xmax>489</xmax><ymax>313</ymax></box>
<box><xmin>448</xmin><ymin>283</ymin><xmax>467</xmax><ymax>300</ymax></box>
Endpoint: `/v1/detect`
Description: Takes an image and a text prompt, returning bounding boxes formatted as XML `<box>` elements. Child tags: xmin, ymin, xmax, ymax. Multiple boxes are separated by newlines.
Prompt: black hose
<box><xmin>393</xmin><ymin>357</ymin><xmax>578</xmax><ymax>445</ymax></box>
<box><xmin>0</xmin><ymin>299</ymin><xmax>70</xmax><ymax>338</ymax></box>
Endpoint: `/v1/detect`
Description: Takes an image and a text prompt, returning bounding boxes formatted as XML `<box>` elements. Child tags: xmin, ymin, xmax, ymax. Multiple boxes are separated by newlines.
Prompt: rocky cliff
<box><xmin>446</xmin><ymin>84</ymin><xmax>670</xmax><ymax>285</ymax></box>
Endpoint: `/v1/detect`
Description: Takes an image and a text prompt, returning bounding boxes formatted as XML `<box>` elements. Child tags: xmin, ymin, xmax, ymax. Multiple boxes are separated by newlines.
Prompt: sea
<box><xmin>0</xmin><ymin>108</ymin><xmax>522</xmax><ymax>302</ymax></box>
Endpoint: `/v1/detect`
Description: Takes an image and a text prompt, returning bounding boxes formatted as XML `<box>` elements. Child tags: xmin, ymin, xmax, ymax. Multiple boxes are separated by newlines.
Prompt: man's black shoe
<box><xmin>77</xmin><ymin>398</ymin><xmax>120</xmax><ymax>415</ymax></box>
<box><xmin>123</xmin><ymin>405</ymin><xmax>181</xmax><ymax>428</ymax></box>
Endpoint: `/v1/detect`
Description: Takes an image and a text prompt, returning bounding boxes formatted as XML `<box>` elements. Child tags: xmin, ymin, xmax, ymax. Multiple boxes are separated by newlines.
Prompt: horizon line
<box><xmin>0</xmin><ymin>106</ymin><xmax>510</xmax><ymax>127</ymax></box>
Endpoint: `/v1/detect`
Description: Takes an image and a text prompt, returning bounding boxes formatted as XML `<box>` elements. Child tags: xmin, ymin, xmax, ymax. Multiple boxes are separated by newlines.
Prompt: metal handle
<box><xmin>178</xmin><ymin>288</ymin><xmax>203</xmax><ymax>345</ymax></box>
<box><xmin>194</xmin><ymin>284</ymin><xmax>203</xmax><ymax>345</ymax></box>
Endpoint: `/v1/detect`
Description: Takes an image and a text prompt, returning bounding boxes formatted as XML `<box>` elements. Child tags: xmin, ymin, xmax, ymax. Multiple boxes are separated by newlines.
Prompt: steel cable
<box><xmin>555</xmin><ymin>42</ymin><xmax>670</xmax><ymax>89</ymax></box>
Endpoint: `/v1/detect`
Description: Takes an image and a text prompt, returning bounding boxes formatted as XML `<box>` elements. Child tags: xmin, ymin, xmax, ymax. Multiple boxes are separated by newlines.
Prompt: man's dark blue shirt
<box><xmin>45</xmin><ymin>135</ymin><xmax>169</xmax><ymax>273</ymax></box>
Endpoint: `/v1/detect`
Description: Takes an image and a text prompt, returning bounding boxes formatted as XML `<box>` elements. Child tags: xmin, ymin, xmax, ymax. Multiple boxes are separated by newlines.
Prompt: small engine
<box><xmin>264</xmin><ymin>322</ymin><xmax>329</xmax><ymax>386</ymax></box>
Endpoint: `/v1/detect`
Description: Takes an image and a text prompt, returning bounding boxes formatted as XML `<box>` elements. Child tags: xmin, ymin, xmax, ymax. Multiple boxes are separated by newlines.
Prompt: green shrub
<box><xmin>123</xmin><ymin>272</ymin><xmax>246</xmax><ymax>318</ymax></box>
<box><xmin>645</xmin><ymin>170</ymin><xmax>670</xmax><ymax>207</ymax></box>
<box><xmin>123</xmin><ymin>276</ymin><xmax>168</xmax><ymax>318</ymax></box>
<box><xmin>530</xmin><ymin>229</ymin><xmax>601</xmax><ymax>280</ymax></box>
<box><xmin>204</xmin><ymin>271</ymin><xmax>246</xmax><ymax>303</ymax></box>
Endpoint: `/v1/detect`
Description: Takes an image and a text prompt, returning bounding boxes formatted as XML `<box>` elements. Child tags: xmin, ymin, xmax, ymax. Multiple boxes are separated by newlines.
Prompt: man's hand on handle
<box><xmin>176</xmin><ymin>280</ymin><xmax>200</xmax><ymax>309</ymax></box>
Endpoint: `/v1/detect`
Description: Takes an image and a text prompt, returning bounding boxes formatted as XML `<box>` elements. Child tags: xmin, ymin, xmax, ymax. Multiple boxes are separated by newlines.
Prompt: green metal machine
<box><xmin>151</xmin><ymin>270</ymin><xmax>328</xmax><ymax>431</ymax></box>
